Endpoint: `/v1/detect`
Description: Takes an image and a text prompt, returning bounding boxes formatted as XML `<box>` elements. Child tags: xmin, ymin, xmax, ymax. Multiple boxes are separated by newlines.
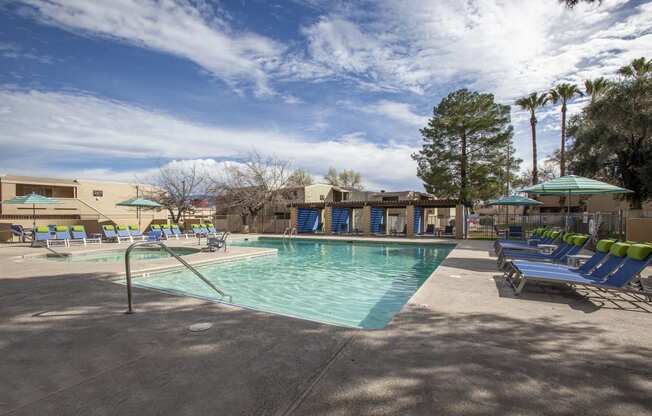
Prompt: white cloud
<box><xmin>0</xmin><ymin>89</ymin><xmax>420</xmax><ymax>190</ymax></box>
<box><xmin>300</xmin><ymin>0</ymin><xmax>652</xmax><ymax>100</ymax></box>
<box><xmin>18</xmin><ymin>0</ymin><xmax>284</xmax><ymax>95</ymax></box>
<box><xmin>361</xmin><ymin>100</ymin><xmax>428</xmax><ymax>127</ymax></box>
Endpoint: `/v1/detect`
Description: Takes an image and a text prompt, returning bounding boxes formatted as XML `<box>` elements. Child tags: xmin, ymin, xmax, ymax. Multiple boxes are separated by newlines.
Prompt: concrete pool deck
<box><xmin>1</xmin><ymin>236</ymin><xmax>652</xmax><ymax>415</ymax></box>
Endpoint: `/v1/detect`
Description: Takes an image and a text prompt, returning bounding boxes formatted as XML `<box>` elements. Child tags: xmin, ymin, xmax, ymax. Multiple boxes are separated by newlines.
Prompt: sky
<box><xmin>1</xmin><ymin>0</ymin><xmax>651</xmax><ymax>191</ymax></box>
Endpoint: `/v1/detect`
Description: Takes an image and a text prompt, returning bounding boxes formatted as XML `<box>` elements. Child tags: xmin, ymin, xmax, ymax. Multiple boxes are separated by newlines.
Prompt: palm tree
<box><xmin>617</xmin><ymin>57</ymin><xmax>652</xmax><ymax>79</ymax></box>
<box><xmin>516</xmin><ymin>92</ymin><xmax>548</xmax><ymax>184</ymax></box>
<box><xmin>584</xmin><ymin>77</ymin><xmax>609</xmax><ymax>102</ymax></box>
<box><xmin>548</xmin><ymin>83</ymin><xmax>583</xmax><ymax>176</ymax></box>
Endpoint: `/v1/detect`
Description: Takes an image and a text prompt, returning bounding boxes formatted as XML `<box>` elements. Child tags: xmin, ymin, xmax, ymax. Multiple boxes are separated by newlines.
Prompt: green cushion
<box><xmin>104</xmin><ymin>225</ymin><xmax>115</xmax><ymax>230</ymax></box>
<box><xmin>171</xmin><ymin>224</ymin><xmax>179</xmax><ymax>229</ymax></box>
<box><xmin>117</xmin><ymin>225</ymin><xmax>128</xmax><ymax>230</ymax></box>
<box><xmin>609</xmin><ymin>242</ymin><xmax>630</xmax><ymax>257</ymax></box>
<box><xmin>36</xmin><ymin>226</ymin><xmax>50</xmax><ymax>233</ymax></box>
<box><xmin>151</xmin><ymin>224</ymin><xmax>161</xmax><ymax>229</ymax></box>
<box><xmin>573</xmin><ymin>235</ymin><xmax>588</xmax><ymax>246</ymax></box>
<box><xmin>595</xmin><ymin>240</ymin><xmax>615</xmax><ymax>253</ymax></box>
<box><xmin>563</xmin><ymin>234</ymin><xmax>575</xmax><ymax>244</ymax></box>
<box><xmin>205</xmin><ymin>223</ymin><xmax>213</xmax><ymax>227</ymax></box>
<box><xmin>627</xmin><ymin>244</ymin><xmax>652</xmax><ymax>261</ymax></box>
<box><xmin>55</xmin><ymin>226</ymin><xmax>68</xmax><ymax>232</ymax></box>
<box><xmin>550</xmin><ymin>231</ymin><xmax>560</xmax><ymax>239</ymax></box>
<box><xmin>72</xmin><ymin>225</ymin><xmax>84</xmax><ymax>232</ymax></box>
<box><xmin>129</xmin><ymin>224</ymin><xmax>138</xmax><ymax>230</ymax></box>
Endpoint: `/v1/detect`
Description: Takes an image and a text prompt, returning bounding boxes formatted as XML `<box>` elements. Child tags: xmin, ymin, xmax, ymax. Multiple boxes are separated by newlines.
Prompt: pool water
<box><xmin>135</xmin><ymin>238</ymin><xmax>453</xmax><ymax>329</ymax></box>
<box><xmin>47</xmin><ymin>247</ymin><xmax>198</xmax><ymax>263</ymax></box>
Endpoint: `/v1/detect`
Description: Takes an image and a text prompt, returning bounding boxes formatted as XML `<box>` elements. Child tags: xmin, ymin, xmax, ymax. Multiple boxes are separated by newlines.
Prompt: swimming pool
<box><xmin>135</xmin><ymin>238</ymin><xmax>453</xmax><ymax>329</ymax></box>
<box><xmin>47</xmin><ymin>246</ymin><xmax>199</xmax><ymax>263</ymax></box>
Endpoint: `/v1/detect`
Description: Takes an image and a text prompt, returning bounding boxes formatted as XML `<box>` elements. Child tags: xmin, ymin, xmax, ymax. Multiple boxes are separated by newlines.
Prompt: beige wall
<box><xmin>1</xmin><ymin>175</ymin><xmax>167</xmax><ymax>229</ymax></box>
<box><xmin>304</xmin><ymin>184</ymin><xmax>333</xmax><ymax>203</ymax></box>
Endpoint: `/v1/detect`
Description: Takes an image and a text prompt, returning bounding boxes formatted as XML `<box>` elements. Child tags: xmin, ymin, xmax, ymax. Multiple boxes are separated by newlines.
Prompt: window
<box><xmin>319</xmin><ymin>195</ymin><xmax>325</xmax><ymax>201</ymax></box>
<box><xmin>93</xmin><ymin>190</ymin><xmax>104</xmax><ymax>197</ymax></box>
<box><xmin>274</xmin><ymin>212</ymin><xmax>291</xmax><ymax>220</ymax></box>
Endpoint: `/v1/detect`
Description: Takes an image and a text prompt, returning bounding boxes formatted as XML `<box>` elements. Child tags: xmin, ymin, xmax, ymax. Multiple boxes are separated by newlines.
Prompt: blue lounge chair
<box><xmin>70</xmin><ymin>225</ymin><xmax>102</xmax><ymax>246</ymax></box>
<box><xmin>505</xmin><ymin>239</ymin><xmax>617</xmax><ymax>283</ymax></box>
<box><xmin>115</xmin><ymin>225</ymin><xmax>133</xmax><ymax>243</ymax></box>
<box><xmin>148</xmin><ymin>224</ymin><xmax>163</xmax><ymax>240</ymax></box>
<box><xmin>206</xmin><ymin>223</ymin><xmax>218</xmax><ymax>236</ymax></box>
<box><xmin>33</xmin><ymin>225</ymin><xmax>53</xmax><ymax>247</ymax></box>
<box><xmin>508</xmin><ymin>225</ymin><xmax>524</xmax><ymax>239</ymax></box>
<box><xmin>102</xmin><ymin>225</ymin><xmax>120</xmax><ymax>243</ymax></box>
<box><xmin>52</xmin><ymin>225</ymin><xmax>71</xmax><ymax>247</ymax></box>
<box><xmin>498</xmin><ymin>234</ymin><xmax>586</xmax><ymax>269</ymax></box>
<box><xmin>161</xmin><ymin>224</ymin><xmax>176</xmax><ymax>240</ymax></box>
<box><xmin>508</xmin><ymin>243</ymin><xmax>652</xmax><ymax>296</ymax></box>
<box><xmin>170</xmin><ymin>224</ymin><xmax>190</xmax><ymax>239</ymax></box>
<box><xmin>128</xmin><ymin>224</ymin><xmax>147</xmax><ymax>241</ymax></box>
<box><xmin>495</xmin><ymin>230</ymin><xmax>560</xmax><ymax>255</ymax></box>
<box><xmin>494</xmin><ymin>227</ymin><xmax>547</xmax><ymax>250</ymax></box>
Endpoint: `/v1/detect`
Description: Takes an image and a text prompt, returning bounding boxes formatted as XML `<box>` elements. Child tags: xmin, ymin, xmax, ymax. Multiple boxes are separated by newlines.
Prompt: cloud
<box><xmin>17</xmin><ymin>0</ymin><xmax>284</xmax><ymax>95</ymax></box>
<box><xmin>0</xmin><ymin>41</ymin><xmax>54</xmax><ymax>63</ymax></box>
<box><xmin>361</xmin><ymin>100</ymin><xmax>428</xmax><ymax>127</ymax></box>
<box><xmin>299</xmin><ymin>0</ymin><xmax>652</xmax><ymax>100</ymax></box>
<box><xmin>0</xmin><ymin>89</ymin><xmax>420</xmax><ymax>190</ymax></box>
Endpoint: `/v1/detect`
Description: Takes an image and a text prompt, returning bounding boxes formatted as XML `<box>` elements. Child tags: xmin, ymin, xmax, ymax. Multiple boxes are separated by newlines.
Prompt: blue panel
<box><xmin>331</xmin><ymin>208</ymin><xmax>350</xmax><ymax>233</ymax></box>
<box><xmin>370</xmin><ymin>207</ymin><xmax>385</xmax><ymax>234</ymax></box>
<box><xmin>413</xmin><ymin>207</ymin><xmax>422</xmax><ymax>234</ymax></box>
<box><xmin>297</xmin><ymin>208</ymin><xmax>320</xmax><ymax>233</ymax></box>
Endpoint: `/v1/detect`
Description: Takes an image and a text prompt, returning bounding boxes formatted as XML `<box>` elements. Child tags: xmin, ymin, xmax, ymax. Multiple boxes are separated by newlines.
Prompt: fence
<box><xmin>467</xmin><ymin>211</ymin><xmax>651</xmax><ymax>241</ymax></box>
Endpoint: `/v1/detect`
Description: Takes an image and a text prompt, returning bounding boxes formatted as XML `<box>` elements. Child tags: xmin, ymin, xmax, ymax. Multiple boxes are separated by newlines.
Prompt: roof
<box><xmin>0</xmin><ymin>174</ymin><xmax>78</xmax><ymax>187</ymax></box>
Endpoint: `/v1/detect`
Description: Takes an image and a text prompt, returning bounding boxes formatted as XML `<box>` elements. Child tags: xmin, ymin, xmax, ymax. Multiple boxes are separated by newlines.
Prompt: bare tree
<box><xmin>288</xmin><ymin>168</ymin><xmax>314</xmax><ymax>187</ymax></box>
<box><xmin>149</xmin><ymin>162</ymin><xmax>206</xmax><ymax>223</ymax></box>
<box><xmin>211</xmin><ymin>152</ymin><xmax>293</xmax><ymax>231</ymax></box>
<box><xmin>323</xmin><ymin>167</ymin><xmax>363</xmax><ymax>190</ymax></box>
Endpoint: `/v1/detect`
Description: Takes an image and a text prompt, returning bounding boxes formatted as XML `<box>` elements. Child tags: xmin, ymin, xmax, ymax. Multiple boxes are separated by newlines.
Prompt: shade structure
<box><xmin>519</xmin><ymin>175</ymin><xmax>632</xmax><ymax>230</ymax></box>
<box><xmin>487</xmin><ymin>195</ymin><xmax>544</xmax><ymax>206</ymax></box>
<box><xmin>116</xmin><ymin>198</ymin><xmax>162</xmax><ymax>230</ymax></box>
<box><xmin>518</xmin><ymin>175</ymin><xmax>632</xmax><ymax>195</ymax></box>
<box><xmin>2</xmin><ymin>192</ymin><xmax>61</xmax><ymax>231</ymax></box>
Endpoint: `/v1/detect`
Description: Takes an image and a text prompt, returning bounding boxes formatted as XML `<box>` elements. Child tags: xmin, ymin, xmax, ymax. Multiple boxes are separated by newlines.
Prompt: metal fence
<box><xmin>466</xmin><ymin>211</ymin><xmax>648</xmax><ymax>241</ymax></box>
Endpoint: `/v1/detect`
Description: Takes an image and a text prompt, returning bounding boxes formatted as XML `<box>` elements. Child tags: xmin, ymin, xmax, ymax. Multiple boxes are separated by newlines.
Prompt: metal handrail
<box><xmin>124</xmin><ymin>240</ymin><xmax>227</xmax><ymax>314</ymax></box>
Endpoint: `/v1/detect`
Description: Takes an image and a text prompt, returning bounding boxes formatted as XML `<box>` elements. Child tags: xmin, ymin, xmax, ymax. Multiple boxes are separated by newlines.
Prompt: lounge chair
<box><xmin>51</xmin><ymin>226</ymin><xmax>71</xmax><ymax>247</ymax></box>
<box><xmin>206</xmin><ymin>232</ymin><xmax>229</xmax><ymax>252</ymax></box>
<box><xmin>161</xmin><ymin>224</ymin><xmax>177</xmax><ymax>240</ymax></box>
<box><xmin>425</xmin><ymin>224</ymin><xmax>435</xmax><ymax>235</ymax></box>
<box><xmin>128</xmin><ymin>225</ymin><xmax>147</xmax><ymax>241</ymax></box>
<box><xmin>504</xmin><ymin>239</ymin><xmax>617</xmax><ymax>283</ymax></box>
<box><xmin>33</xmin><ymin>226</ymin><xmax>53</xmax><ymax>247</ymax></box>
<box><xmin>148</xmin><ymin>224</ymin><xmax>164</xmax><ymax>240</ymax></box>
<box><xmin>443</xmin><ymin>225</ymin><xmax>454</xmax><ymax>238</ymax></box>
<box><xmin>206</xmin><ymin>223</ymin><xmax>218</xmax><ymax>236</ymax></box>
<box><xmin>170</xmin><ymin>224</ymin><xmax>191</xmax><ymax>239</ymax></box>
<box><xmin>494</xmin><ymin>229</ymin><xmax>558</xmax><ymax>255</ymax></box>
<box><xmin>498</xmin><ymin>234</ymin><xmax>587</xmax><ymax>269</ymax></box>
<box><xmin>70</xmin><ymin>225</ymin><xmax>102</xmax><ymax>246</ymax></box>
<box><xmin>116</xmin><ymin>225</ymin><xmax>133</xmax><ymax>243</ymax></box>
<box><xmin>507</xmin><ymin>243</ymin><xmax>652</xmax><ymax>296</ymax></box>
<box><xmin>102</xmin><ymin>225</ymin><xmax>120</xmax><ymax>243</ymax></box>
<box><xmin>508</xmin><ymin>225</ymin><xmax>524</xmax><ymax>239</ymax></box>
<box><xmin>191</xmin><ymin>224</ymin><xmax>208</xmax><ymax>237</ymax></box>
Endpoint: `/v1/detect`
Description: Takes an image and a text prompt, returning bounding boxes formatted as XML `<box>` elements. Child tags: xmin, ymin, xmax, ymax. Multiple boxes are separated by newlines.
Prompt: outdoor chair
<box><xmin>506</xmin><ymin>243</ymin><xmax>652</xmax><ymax>297</ymax></box>
<box><xmin>205</xmin><ymin>232</ymin><xmax>229</xmax><ymax>252</ymax></box>
<box><xmin>101</xmin><ymin>225</ymin><xmax>120</xmax><ymax>243</ymax></box>
<box><xmin>70</xmin><ymin>225</ymin><xmax>101</xmax><ymax>246</ymax></box>
<box><xmin>128</xmin><ymin>225</ymin><xmax>147</xmax><ymax>241</ymax></box>
<box><xmin>498</xmin><ymin>234</ymin><xmax>589</xmax><ymax>270</ymax></box>
<box><xmin>116</xmin><ymin>225</ymin><xmax>134</xmax><ymax>243</ymax></box>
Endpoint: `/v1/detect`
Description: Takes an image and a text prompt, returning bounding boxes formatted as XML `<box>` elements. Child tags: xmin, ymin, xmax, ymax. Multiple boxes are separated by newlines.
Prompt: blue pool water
<box><xmin>135</xmin><ymin>238</ymin><xmax>454</xmax><ymax>329</ymax></box>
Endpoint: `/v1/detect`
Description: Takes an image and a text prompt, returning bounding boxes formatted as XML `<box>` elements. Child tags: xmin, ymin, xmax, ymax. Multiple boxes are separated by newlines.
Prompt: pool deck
<box><xmin>2</xmin><ymin>236</ymin><xmax>652</xmax><ymax>415</ymax></box>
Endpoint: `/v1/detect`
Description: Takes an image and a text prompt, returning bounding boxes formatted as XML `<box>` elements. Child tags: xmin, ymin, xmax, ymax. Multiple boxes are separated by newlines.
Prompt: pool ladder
<box><xmin>124</xmin><ymin>240</ymin><xmax>227</xmax><ymax>314</ymax></box>
<box><xmin>283</xmin><ymin>227</ymin><xmax>297</xmax><ymax>240</ymax></box>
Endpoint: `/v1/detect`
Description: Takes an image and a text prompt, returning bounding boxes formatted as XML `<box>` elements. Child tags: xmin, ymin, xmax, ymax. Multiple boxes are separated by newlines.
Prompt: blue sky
<box><xmin>1</xmin><ymin>0</ymin><xmax>651</xmax><ymax>190</ymax></box>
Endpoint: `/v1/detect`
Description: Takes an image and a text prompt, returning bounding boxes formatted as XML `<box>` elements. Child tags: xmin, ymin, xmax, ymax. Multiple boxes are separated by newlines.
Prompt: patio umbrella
<box><xmin>487</xmin><ymin>195</ymin><xmax>543</xmax><ymax>229</ymax></box>
<box><xmin>116</xmin><ymin>198</ymin><xmax>162</xmax><ymax>230</ymax></box>
<box><xmin>518</xmin><ymin>175</ymin><xmax>632</xmax><ymax>229</ymax></box>
<box><xmin>1</xmin><ymin>192</ymin><xmax>61</xmax><ymax>231</ymax></box>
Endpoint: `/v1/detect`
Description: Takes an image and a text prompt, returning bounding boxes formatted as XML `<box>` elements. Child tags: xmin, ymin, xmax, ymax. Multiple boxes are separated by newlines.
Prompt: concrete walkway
<box><xmin>1</xmin><ymin>238</ymin><xmax>651</xmax><ymax>415</ymax></box>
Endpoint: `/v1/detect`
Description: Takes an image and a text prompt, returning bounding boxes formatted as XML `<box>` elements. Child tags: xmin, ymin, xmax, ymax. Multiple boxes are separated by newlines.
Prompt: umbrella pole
<box><xmin>33</xmin><ymin>203</ymin><xmax>36</xmax><ymax>231</ymax></box>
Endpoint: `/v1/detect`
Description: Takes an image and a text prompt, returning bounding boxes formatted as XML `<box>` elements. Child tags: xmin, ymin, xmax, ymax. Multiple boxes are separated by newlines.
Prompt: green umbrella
<box><xmin>116</xmin><ymin>198</ymin><xmax>162</xmax><ymax>230</ymax></box>
<box><xmin>518</xmin><ymin>175</ymin><xmax>632</xmax><ymax>229</ymax></box>
<box><xmin>488</xmin><ymin>195</ymin><xmax>543</xmax><ymax>230</ymax></box>
<box><xmin>2</xmin><ymin>192</ymin><xmax>61</xmax><ymax>230</ymax></box>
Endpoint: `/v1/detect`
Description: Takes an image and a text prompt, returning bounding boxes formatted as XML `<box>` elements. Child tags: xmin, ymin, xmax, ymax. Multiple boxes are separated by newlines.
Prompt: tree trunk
<box><xmin>460</xmin><ymin>132</ymin><xmax>468</xmax><ymax>206</ymax></box>
<box><xmin>560</xmin><ymin>103</ymin><xmax>566</xmax><ymax>177</ymax></box>
<box><xmin>530</xmin><ymin>114</ymin><xmax>538</xmax><ymax>185</ymax></box>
